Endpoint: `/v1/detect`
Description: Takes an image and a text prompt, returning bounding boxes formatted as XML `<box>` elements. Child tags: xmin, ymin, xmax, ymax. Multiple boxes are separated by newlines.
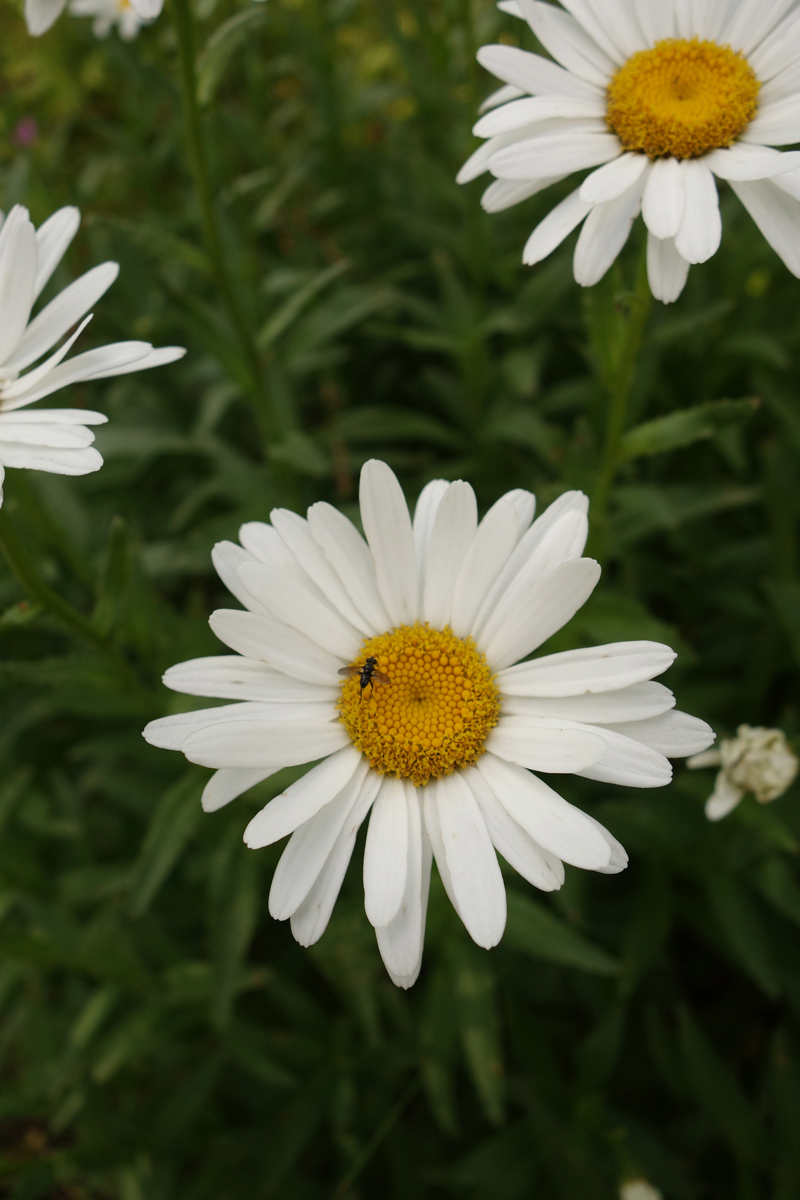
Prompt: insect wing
<box><xmin>372</xmin><ymin>670</ymin><xmax>392</xmax><ymax>686</ymax></box>
<box><xmin>338</xmin><ymin>666</ymin><xmax>362</xmax><ymax>679</ymax></box>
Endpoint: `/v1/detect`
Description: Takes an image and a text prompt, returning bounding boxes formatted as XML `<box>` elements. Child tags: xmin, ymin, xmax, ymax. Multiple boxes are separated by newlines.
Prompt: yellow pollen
<box><xmin>337</xmin><ymin>624</ymin><xmax>499</xmax><ymax>787</ymax></box>
<box><xmin>606</xmin><ymin>38</ymin><xmax>759</xmax><ymax>159</ymax></box>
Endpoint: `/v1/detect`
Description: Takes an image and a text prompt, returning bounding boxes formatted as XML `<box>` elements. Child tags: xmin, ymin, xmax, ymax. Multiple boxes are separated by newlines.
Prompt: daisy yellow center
<box><xmin>337</xmin><ymin>624</ymin><xmax>499</xmax><ymax>787</ymax></box>
<box><xmin>606</xmin><ymin>38</ymin><xmax>760</xmax><ymax>159</ymax></box>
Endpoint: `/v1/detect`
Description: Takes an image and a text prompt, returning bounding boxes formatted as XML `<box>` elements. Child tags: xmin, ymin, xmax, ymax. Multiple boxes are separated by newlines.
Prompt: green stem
<box><xmin>0</xmin><ymin>509</ymin><xmax>151</xmax><ymax>701</ymax></box>
<box><xmin>169</xmin><ymin>0</ymin><xmax>272</xmax><ymax>438</ymax></box>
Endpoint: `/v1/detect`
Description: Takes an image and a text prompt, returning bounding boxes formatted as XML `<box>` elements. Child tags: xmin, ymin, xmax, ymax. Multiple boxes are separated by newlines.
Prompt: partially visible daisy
<box><xmin>459</xmin><ymin>0</ymin><xmax>800</xmax><ymax>302</ymax></box>
<box><xmin>620</xmin><ymin>1182</ymin><xmax>663</xmax><ymax>1200</ymax></box>
<box><xmin>689</xmin><ymin>724</ymin><xmax>798</xmax><ymax>820</ymax></box>
<box><xmin>144</xmin><ymin>460</ymin><xmax>713</xmax><ymax>988</ymax></box>
<box><xmin>0</xmin><ymin>205</ymin><xmax>185</xmax><ymax>503</ymax></box>
<box><xmin>25</xmin><ymin>0</ymin><xmax>161</xmax><ymax>36</ymax></box>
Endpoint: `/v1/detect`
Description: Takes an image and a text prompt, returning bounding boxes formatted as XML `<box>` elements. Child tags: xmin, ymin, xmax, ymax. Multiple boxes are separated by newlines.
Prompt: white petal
<box><xmin>574</xmin><ymin>174</ymin><xmax>646</xmax><ymax>286</ymax></box>
<box><xmin>163</xmin><ymin>656</ymin><xmax>338</xmax><ymax>703</ymax></box>
<box><xmin>376</xmin><ymin>785</ymin><xmax>432</xmax><ymax>987</ymax></box>
<box><xmin>705</xmin><ymin>773</ymin><xmax>744</xmax><ymax>820</ymax></box>
<box><xmin>580</xmin><ymin>153</ymin><xmax>650</xmax><ymax>204</ymax></box>
<box><xmin>0</xmin><ymin>420</ymin><xmax>95</xmax><ymax>449</ymax></box>
<box><xmin>474</xmin><ymin>94</ymin><xmax>605</xmax><ymax>137</ymax></box>
<box><xmin>5</xmin><ymin>262</ymin><xmax>118</xmax><ymax>373</ymax></box>
<box><xmin>490</xmin><ymin>128</ymin><xmax>620</xmax><ymax>181</ymax></box>
<box><xmin>211</xmin><ymin>542</ymin><xmax>270</xmax><ymax>616</ymax></box>
<box><xmin>238</xmin><ymin>561</ymin><xmax>362</xmax><ymax>661</ymax></box>
<box><xmin>201</xmin><ymin>767</ymin><xmax>279</xmax><ymax>813</ymax></box>
<box><xmin>674</xmin><ymin>160</ymin><xmax>721</xmax><ymax>264</ymax></box>
<box><xmin>413</xmin><ymin>478</ymin><xmax>449</xmax><ymax>597</ymax></box>
<box><xmin>269</xmin><ymin>760</ymin><xmax>369</xmax><ymax>920</ymax></box>
<box><xmin>481</xmin><ymin>558</ymin><xmax>601</xmax><ymax>672</ymax></box>
<box><xmin>642</xmin><ymin>157</ymin><xmax>685</xmax><ymax>239</ymax></box>
<box><xmin>523</xmin><ymin>188</ymin><xmax>594</xmax><ymax>265</ymax></box>
<box><xmin>130</xmin><ymin>0</ymin><xmax>162</xmax><ymax>14</ymax></box>
<box><xmin>482</xmin><ymin>176</ymin><xmax>568</xmax><ymax>213</ymax></box>
<box><xmin>451</xmin><ymin>499</ymin><xmax>518</xmax><ymax>638</ymax></box>
<box><xmin>633</xmin><ymin>0</ymin><xmax>676</xmax><ymax>42</ymax></box>
<box><xmin>497</xmin><ymin>640</ymin><xmax>676</xmax><ymax>696</ymax></box>
<box><xmin>0</xmin><ymin>342</ymin><xmax>152</xmax><ymax>409</ymax></box>
<box><xmin>363</xmin><ymin>775</ymin><xmax>409</xmax><ymax>928</ymax></box>
<box><xmin>498</xmin><ymin>488</ymin><xmax>537</xmax><ymax>537</ymax></box>
<box><xmin>706</xmin><ymin>145</ymin><xmax>800</xmax><ymax>180</ymax></box>
<box><xmin>431</xmin><ymin>772</ymin><xmax>506</xmax><ymax>948</ymax></box>
<box><xmin>290</xmin><ymin>770</ymin><xmax>382</xmax><ymax>946</ymax></box>
<box><xmin>307</xmin><ymin>501</ymin><xmax>392</xmax><ymax>633</ymax></box>
<box><xmin>81</xmin><ymin>344</ymin><xmax>184</xmax><ymax>381</ymax></box>
<box><xmin>580</xmin><ymin>810</ymin><xmax>629</xmax><ymax>874</ymax></box>
<box><xmin>487</xmin><ymin>715</ymin><xmax>607</xmax><ymax>772</ymax></box>
<box><xmin>0</xmin><ymin>407</ymin><xmax>105</xmax><ymax>425</ymax></box>
<box><xmin>0</xmin><ymin>315</ymin><xmax>95</xmax><ymax>402</ymax></box>
<box><xmin>143</xmin><ymin>700</ymin><xmax>330</xmax><ymax>751</ymax></box>
<box><xmin>742</xmin><ymin>94</ymin><xmax>800</xmax><ymax>145</ymax></box>
<box><xmin>476</xmin><ymin>43</ymin><xmax>604</xmax><ymax>99</ymax></box>
<box><xmin>476</xmin><ymin>753</ymin><xmax>612</xmax><ymax>869</ymax></box>
<box><xmin>422</xmin><ymin>786</ymin><xmax>461</xmax><ymax>915</ymax></box>
<box><xmin>33</xmin><ymin>207</ymin><xmax>80</xmax><ymax>301</ymax></box>
<box><xmin>0</xmin><ymin>209</ymin><xmax>37</xmax><ymax>366</ymax></box>
<box><xmin>730</xmin><ymin>177</ymin><xmax>800</xmax><ymax>276</ymax></box>
<box><xmin>558</xmin><ymin>0</ymin><xmax>630</xmax><ymax>60</ymax></box>
<box><xmin>574</xmin><ymin>0</ymin><xmax>646</xmax><ymax>56</ymax></box>
<box><xmin>359</xmin><ymin>459</ymin><xmax>418</xmax><ymax>628</ymax></box>
<box><xmin>680</xmin><ymin>0</ymin><xmax>731</xmax><ymax>39</ymax></box>
<box><xmin>0</xmin><ymin>443</ymin><xmax>102</xmax><ymax>475</ymax></box>
<box><xmin>25</xmin><ymin>0</ymin><xmax>68</xmax><ymax>34</ymax></box>
<box><xmin>575</xmin><ymin>725</ymin><xmax>673</xmax><ymax>786</ymax></box>
<box><xmin>604</xmin><ymin>709</ymin><xmax>716</xmax><ymax>756</ymax></box>
<box><xmin>723</xmin><ymin>0</ymin><xmax>796</xmax><ymax>56</ymax></box>
<box><xmin>270</xmin><ymin>509</ymin><xmax>372</xmax><ymax>635</ymax></box>
<box><xmin>501</xmin><ymin>680</ymin><xmax>675</xmax><ymax>723</ymax></box>
<box><xmin>183</xmin><ymin>717</ymin><xmax>347</xmax><ymax>770</ymax></box>
<box><xmin>517</xmin><ymin>0</ymin><xmax>616</xmax><ymax>85</ymax></box>
<box><xmin>647</xmin><ymin>234</ymin><xmax>691</xmax><ymax>304</ymax></box>
<box><xmin>238</xmin><ymin>520</ymin><xmax>306</xmax><ymax>576</ymax></box>
<box><xmin>748</xmin><ymin>6</ymin><xmax>800</xmax><ymax>78</ymax></box>
<box><xmin>209</xmin><ymin>609</ymin><xmax>346</xmax><ymax>685</ymax></box>
<box><xmin>464</xmin><ymin>764</ymin><xmax>564</xmax><ymax>892</ymax></box>
<box><xmin>422</xmin><ymin>481</ymin><xmax>478</xmax><ymax>628</ymax></box>
<box><xmin>243</xmin><ymin>745</ymin><xmax>363</xmax><ymax>847</ymax></box>
<box><xmin>478</xmin><ymin>83</ymin><xmax>525</xmax><ymax>114</ymax></box>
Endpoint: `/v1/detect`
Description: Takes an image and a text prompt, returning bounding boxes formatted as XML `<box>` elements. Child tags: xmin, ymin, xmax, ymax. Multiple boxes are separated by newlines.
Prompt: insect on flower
<box><xmin>338</xmin><ymin>656</ymin><xmax>392</xmax><ymax>700</ymax></box>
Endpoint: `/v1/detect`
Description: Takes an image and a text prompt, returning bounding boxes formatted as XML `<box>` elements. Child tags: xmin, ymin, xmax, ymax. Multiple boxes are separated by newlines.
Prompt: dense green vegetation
<box><xmin>0</xmin><ymin>0</ymin><xmax>800</xmax><ymax>1196</ymax></box>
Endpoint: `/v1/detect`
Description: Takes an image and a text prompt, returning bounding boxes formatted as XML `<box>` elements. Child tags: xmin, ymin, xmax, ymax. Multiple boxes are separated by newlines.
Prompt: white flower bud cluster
<box><xmin>689</xmin><ymin>725</ymin><xmax>799</xmax><ymax>822</ymax></box>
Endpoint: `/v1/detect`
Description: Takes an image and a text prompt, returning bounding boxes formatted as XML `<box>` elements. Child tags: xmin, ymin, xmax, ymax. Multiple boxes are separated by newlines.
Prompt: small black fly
<box><xmin>338</xmin><ymin>656</ymin><xmax>392</xmax><ymax>700</ymax></box>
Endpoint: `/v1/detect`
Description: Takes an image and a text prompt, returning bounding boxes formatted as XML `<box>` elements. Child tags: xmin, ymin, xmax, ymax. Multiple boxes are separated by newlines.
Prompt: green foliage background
<box><xmin>1</xmin><ymin>0</ymin><xmax>800</xmax><ymax>1196</ymax></box>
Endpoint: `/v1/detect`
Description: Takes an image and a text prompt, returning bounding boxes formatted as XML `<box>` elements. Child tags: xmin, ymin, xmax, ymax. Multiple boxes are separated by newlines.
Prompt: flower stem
<box><xmin>169</xmin><ymin>0</ymin><xmax>272</xmax><ymax>439</ymax></box>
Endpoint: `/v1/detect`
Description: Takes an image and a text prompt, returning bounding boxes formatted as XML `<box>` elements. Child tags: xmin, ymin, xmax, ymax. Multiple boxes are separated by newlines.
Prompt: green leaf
<box><xmin>706</xmin><ymin>873</ymin><xmax>782</xmax><ymax>998</ymax></box>
<box><xmin>209</xmin><ymin>833</ymin><xmax>261</xmax><ymax>1030</ymax></box>
<box><xmin>504</xmin><ymin>891</ymin><xmax>620</xmax><ymax>976</ymax></box>
<box><xmin>678</xmin><ymin>1007</ymin><xmax>760</xmax><ymax>1163</ymax></box>
<box><xmin>127</xmin><ymin>772</ymin><xmax>204</xmax><ymax>918</ymax></box>
<box><xmin>419</xmin><ymin>967</ymin><xmax>461</xmax><ymax>1136</ymax></box>
<box><xmin>620</xmin><ymin>398</ymin><xmax>759</xmax><ymax>461</ymax></box>
<box><xmin>268</xmin><ymin>431</ymin><xmax>329</xmax><ymax>478</ymax></box>
<box><xmin>92</xmin><ymin>516</ymin><xmax>132</xmax><ymax>639</ymax></box>
<box><xmin>449</xmin><ymin>940</ymin><xmax>505</xmax><ymax>1125</ymax></box>
<box><xmin>257</xmin><ymin>262</ymin><xmax>349</xmax><ymax>350</ymax></box>
<box><xmin>334</xmin><ymin>407</ymin><xmax>459</xmax><ymax>448</ymax></box>
<box><xmin>752</xmin><ymin>857</ymin><xmax>800</xmax><ymax>928</ymax></box>
<box><xmin>196</xmin><ymin>8</ymin><xmax>269</xmax><ymax>107</ymax></box>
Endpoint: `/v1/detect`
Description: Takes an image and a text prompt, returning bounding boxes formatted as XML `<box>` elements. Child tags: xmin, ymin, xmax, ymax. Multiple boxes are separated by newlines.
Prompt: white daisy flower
<box><xmin>689</xmin><ymin>723</ymin><xmax>799</xmax><ymax>820</ymax></box>
<box><xmin>620</xmin><ymin>1182</ymin><xmax>663</xmax><ymax>1200</ymax></box>
<box><xmin>0</xmin><ymin>205</ymin><xmax>185</xmax><ymax>504</ymax></box>
<box><xmin>459</xmin><ymin>0</ymin><xmax>800</xmax><ymax>303</ymax></box>
<box><xmin>24</xmin><ymin>0</ymin><xmax>161</xmax><ymax>36</ymax></box>
<box><xmin>144</xmin><ymin>460</ymin><xmax>714</xmax><ymax>988</ymax></box>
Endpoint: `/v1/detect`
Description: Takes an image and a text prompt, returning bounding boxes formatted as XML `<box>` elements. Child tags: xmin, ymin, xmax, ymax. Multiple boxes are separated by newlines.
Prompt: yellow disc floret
<box><xmin>338</xmin><ymin>624</ymin><xmax>499</xmax><ymax>787</ymax></box>
<box><xmin>606</xmin><ymin>38</ymin><xmax>760</xmax><ymax>159</ymax></box>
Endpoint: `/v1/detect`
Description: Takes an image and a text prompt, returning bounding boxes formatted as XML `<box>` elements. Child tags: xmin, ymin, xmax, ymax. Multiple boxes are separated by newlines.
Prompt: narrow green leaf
<box><xmin>620</xmin><ymin>398</ymin><xmax>759</xmax><ymax>461</ymax></box>
<box><xmin>706</xmin><ymin>873</ymin><xmax>782</xmax><ymax>998</ymax></box>
<box><xmin>210</xmin><ymin>835</ymin><xmax>260</xmax><ymax>1029</ymax></box>
<box><xmin>92</xmin><ymin>516</ymin><xmax>132</xmax><ymax>638</ymax></box>
<box><xmin>196</xmin><ymin>8</ymin><xmax>268</xmax><ymax>107</ymax></box>
<box><xmin>678</xmin><ymin>1007</ymin><xmax>760</xmax><ymax>1162</ymax></box>
<box><xmin>127</xmin><ymin>772</ymin><xmax>204</xmax><ymax>918</ymax></box>
<box><xmin>752</xmin><ymin>857</ymin><xmax>800</xmax><ymax>928</ymax></box>
<box><xmin>257</xmin><ymin>262</ymin><xmax>349</xmax><ymax>350</ymax></box>
<box><xmin>449</xmin><ymin>941</ymin><xmax>505</xmax><ymax>1125</ymax></box>
<box><xmin>504</xmin><ymin>891</ymin><xmax>620</xmax><ymax>975</ymax></box>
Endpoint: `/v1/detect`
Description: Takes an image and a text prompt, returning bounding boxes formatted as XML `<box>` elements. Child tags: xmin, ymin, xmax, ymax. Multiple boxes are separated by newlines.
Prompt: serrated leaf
<box><xmin>620</xmin><ymin>398</ymin><xmax>759</xmax><ymax>461</ymax></box>
<box><xmin>504</xmin><ymin>891</ymin><xmax>620</xmax><ymax>976</ymax></box>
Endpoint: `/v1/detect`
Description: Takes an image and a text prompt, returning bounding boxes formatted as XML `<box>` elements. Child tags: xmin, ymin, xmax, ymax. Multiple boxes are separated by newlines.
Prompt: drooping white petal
<box><xmin>464</xmin><ymin>765</ymin><xmax>565</xmax><ymax>892</ymax></box>
<box><xmin>269</xmin><ymin>760</ymin><xmax>369</xmax><ymax>920</ymax></box>
<box><xmin>580</xmin><ymin>153</ymin><xmax>650</xmax><ymax>204</ymax></box>
<box><xmin>476</xmin><ymin>43</ymin><xmax>604</xmax><ymax>100</ymax></box>
<box><xmin>705</xmin><ymin>145</ymin><xmax>800</xmax><ymax>181</ymax></box>
<box><xmin>201</xmin><ymin>767</ymin><xmax>280</xmax><ymax>813</ymax></box>
<box><xmin>474</xmin><ymin>94</ymin><xmax>605</xmax><ymax>137</ymax></box>
<box><xmin>307</xmin><ymin>501</ymin><xmax>392</xmax><ymax>633</ymax></box>
<box><xmin>501</xmin><ymin>680</ymin><xmax>676</xmax><ymax>723</ymax></box>
<box><xmin>430</xmin><ymin>771</ymin><xmax>506</xmax><ymax>949</ymax></box>
<box><xmin>359</xmin><ymin>459</ymin><xmax>418</xmax><ymax>627</ymax></box>
<box><xmin>450</xmin><ymin>499</ymin><xmax>518</xmax><ymax>638</ymax></box>
<box><xmin>490</xmin><ymin>128</ymin><xmax>620</xmax><ymax>181</ymax></box>
<box><xmin>487</xmin><ymin>715</ymin><xmax>607</xmax><ymax>772</ymax></box>
<box><xmin>604</xmin><ymin>709</ymin><xmax>716</xmax><ymax>756</ymax></box>
<box><xmin>675</xmin><ymin>160</ymin><xmax>721</xmax><ymax>264</ymax></box>
<box><xmin>290</xmin><ymin>770</ymin><xmax>382</xmax><ymax>946</ymax></box>
<box><xmin>705</xmin><ymin>773</ymin><xmax>744</xmax><ymax>820</ymax></box>
<box><xmin>575</xmin><ymin>725</ymin><xmax>673</xmax><ymax>787</ymax></box>
<box><xmin>523</xmin><ymin>188</ymin><xmax>593</xmax><ymax>265</ymax></box>
<box><xmin>497</xmin><ymin>640</ymin><xmax>677</xmax><ymax>696</ymax></box>
<box><xmin>642</xmin><ymin>157</ymin><xmax>685</xmax><ymax>239</ymax></box>
<box><xmin>516</xmin><ymin>0</ymin><xmax>617</xmax><ymax>86</ymax></box>
<box><xmin>647</xmin><ymin>234</ymin><xmax>691</xmax><ymax>304</ymax></box>
<box><xmin>422</xmin><ymin>787</ymin><xmax>461</xmax><ymax>915</ymax></box>
<box><xmin>243</xmin><ymin>745</ymin><xmax>363</xmax><ymax>848</ymax></box>
<box><xmin>238</xmin><ymin>561</ymin><xmax>362</xmax><ymax>662</ymax></box>
<box><xmin>209</xmin><ymin>609</ymin><xmax>347</xmax><ymax>685</ymax></box>
<box><xmin>422</xmin><ymin>481</ymin><xmax>478</xmax><ymax>628</ymax></box>
<box><xmin>476</xmin><ymin>753</ymin><xmax>612</xmax><ymax>869</ymax></box>
<box><xmin>413</xmin><ymin>478</ymin><xmax>450</xmax><ymax>596</ymax></box>
<box><xmin>478</xmin><ymin>83</ymin><xmax>525</xmax><ymax>114</ymax></box>
<box><xmin>481</xmin><ymin>558</ymin><xmax>601</xmax><ymax>671</ymax></box>
<box><xmin>730</xmin><ymin>178</ymin><xmax>800</xmax><ymax>277</ymax></box>
<box><xmin>163</xmin><ymin>656</ymin><xmax>338</xmax><ymax>703</ymax></box>
<box><xmin>574</xmin><ymin>174</ymin><xmax>646</xmax><ymax>286</ymax></box>
<box><xmin>0</xmin><ymin>209</ymin><xmax>37</xmax><ymax>367</ymax></box>
<box><xmin>25</xmin><ymin>0</ymin><xmax>68</xmax><ymax>34</ymax></box>
<box><xmin>270</xmin><ymin>509</ymin><xmax>373</xmax><ymax>635</ymax></box>
<box><xmin>482</xmin><ymin>176</ymin><xmax>568</xmax><ymax>213</ymax></box>
<box><xmin>363</xmin><ymin>775</ymin><xmax>409</xmax><ymax>928</ymax></box>
<box><xmin>211</xmin><ymin>542</ymin><xmax>270</xmax><ymax>617</ymax></box>
<box><xmin>376</xmin><ymin>785</ymin><xmax>432</xmax><ymax>988</ymax></box>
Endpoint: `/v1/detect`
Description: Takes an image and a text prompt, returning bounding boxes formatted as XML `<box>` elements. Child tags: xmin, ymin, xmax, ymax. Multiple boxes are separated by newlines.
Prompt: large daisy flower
<box><xmin>144</xmin><ymin>461</ymin><xmax>713</xmax><ymax>988</ymax></box>
<box><xmin>459</xmin><ymin>0</ymin><xmax>800</xmax><ymax>302</ymax></box>
<box><xmin>0</xmin><ymin>205</ymin><xmax>185</xmax><ymax>503</ymax></box>
<box><xmin>24</xmin><ymin>0</ymin><xmax>161</xmax><ymax>35</ymax></box>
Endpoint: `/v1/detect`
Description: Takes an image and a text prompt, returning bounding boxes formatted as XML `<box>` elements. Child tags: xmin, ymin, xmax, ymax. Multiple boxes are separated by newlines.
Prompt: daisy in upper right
<box><xmin>459</xmin><ymin>0</ymin><xmax>800</xmax><ymax>302</ymax></box>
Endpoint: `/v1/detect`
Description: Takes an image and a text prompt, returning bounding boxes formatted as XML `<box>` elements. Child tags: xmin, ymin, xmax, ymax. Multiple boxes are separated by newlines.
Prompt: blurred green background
<box><xmin>1</xmin><ymin>0</ymin><xmax>800</xmax><ymax>1195</ymax></box>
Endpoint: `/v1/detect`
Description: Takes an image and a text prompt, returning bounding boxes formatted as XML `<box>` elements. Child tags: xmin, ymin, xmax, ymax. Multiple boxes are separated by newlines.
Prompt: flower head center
<box><xmin>337</xmin><ymin>623</ymin><xmax>499</xmax><ymax>787</ymax></box>
<box><xmin>606</xmin><ymin>38</ymin><xmax>759</xmax><ymax>159</ymax></box>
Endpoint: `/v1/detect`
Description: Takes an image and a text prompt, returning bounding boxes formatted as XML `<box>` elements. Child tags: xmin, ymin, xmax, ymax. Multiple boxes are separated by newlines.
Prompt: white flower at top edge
<box><xmin>459</xmin><ymin>0</ymin><xmax>800</xmax><ymax>303</ymax></box>
<box><xmin>0</xmin><ymin>205</ymin><xmax>185</xmax><ymax>505</ymax></box>
<box><xmin>620</xmin><ymin>1181</ymin><xmax>663</xmax><ymax>1200</ymax></box>
<box><xmin>689</xmin><ymin>723</ymin><xmax>799</xmax><ymax>820</ymax></box>
<box><xmin>25</xmin><ymin>0</ymin><xmax>162</xmax><ymax>36</ymax></box>
<box><xmin>144</xmin><ymin>460</ymin><xmax>715</xmax><ymax>989</ymax></box>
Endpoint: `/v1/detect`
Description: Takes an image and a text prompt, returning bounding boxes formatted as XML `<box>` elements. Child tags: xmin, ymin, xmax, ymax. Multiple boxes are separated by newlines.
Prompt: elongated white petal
<box><xmin>517</xmin><ymin>0</ymin><xmax>616</xmax><ymax>86</ymax></box>
<box><xmin>474</xmin><ymin>94</ymin><xmax>605</xmax><ymax>137</ymax></box>
<box><xmin>307</xmin><ymin>501</ymin><xmax>391</xmax><ymax>633</ymax></box>
<box><xmin>580</xmin><ymin>810</ymin><xmax>629</xmax><ymax>874</ymax></box>
<box><xmin>451</xmin><ymin>499</ymin><xmax>518</xmax><ymax>638</ymax></box>
<box><xmin>476</xmin><ymin>43</ymin><xmax>603</xmax><ymax>99</ymax></box>
<box><xmin>413</xmin><ymin>478</ymin><xmax>449</xmax><ymax>596</ymax></box>
<box><xmin>363</xmin><ymin>775</ymin><xmax>409</xmax><ymax>928</ymax></box>
<box><xmin>479</xmin><ymin>83</ymin><xmax>525</xmax><ymax>114</ymax></box>
<box><xmin>642</xmin><ymin>157</ymin><xmax>685</xmax><ymax>239</ymax></box>
<box><xmin>163</xmin><ymin>656</ymin><xmax>338</xmax><ymax>703</ymax></box>
<box><xmin>202</xmin><ymin>767</ymin><xmax>280</xmax><ymax>813</ymax></box>
<box><xmin>5</xmin><ymin>263</ymin><xmax>119</xmax><ymax>373</ymax></box>
<box><xmin>238</xmin><ymin>520</ymin><xmax>301</xmax><ymax>576</ymax></box>
<box><xmin>523</xmin><ymin>188</ymin><xmax>593</xmax><ymax>265</ymax></box>
<box><xmin>143</xmin><ymin>700</ymin><xmax>328</xmax><ymax>751</ymax></box>
<box><xmin>464</xmin><ymin>765</ymin><xmax>564</xmax><ymax>892</ymax></box>
<box><xmin>182</xmin><ymin>717</ymin><xmax>348</xmax><ymax>770</ymax></box>
<box><xmin>705</xmin><ymin>145</ymin><xmax>800</xmax><ymax>181</ymax></box>
<box><xmin>360</xmin><ymin>459</ymin><xmax>418</xmax><ymax>627</ymax></box>
<box><xmin>633</xmin><ymin>0</ymin><xmax>676</xmax><ymax>42</ymax></box>
<box><xmin>0</xmin><ymin>443</ymin><xmax>102</xmax><ymax>475</ymax></box>
<box><xmin>604</xmin><ymin>709</ymin><xmax>715</xmax><ymax>756</ymax></box>
<box><xmin>0</xmin><ymin>342</ymin><xmax>152</xmax><ymax>410</ymax></box>
<box><xmin>647</xmin><ymin>234</ymin><xmax>691</xmax><ymax>304</ymax></box>
<box><xmin>209</xmin><ymin>609</ymin><xmax>346</xmax><ymax>684</ymax></box>
<box><xmin>580</xmin><ymin>152</ymin><xmax>649</xmax><ymax>204</ymax></box>
<box><xmin>376</xmin><ymin>785</ymin><xmax>432</xmax><ymax>987</ymax></box>
<box><xmin>432</xmin><ymin>771</ymin><xmax>506</xmax><ymax>948</ymax></box>
<box><xmin>705</xmin><ymin>774</ymin><xmax>744</xmax><ymax>820</ymax></box>
<box><xmin>675</xmin><ymin>160</ymin><xmax>721</xmax><ymax>264</ymax></box>
<box><xmin>423</xmin><ymin>785</ymin><xmax>461</xmax><ymax>915</ymax></box>
<box><xmin>0</xmin><ymin>420</ymin><xmax>95</xmax><ymax>449</ymax></box>
<box><xmin>269</xmin><ymin>760</ymin><xmax>369</xmax><ymax>920</ymax></box>
<box><xmin>0</xmin><ymin>315</ymin><xmax>94</xmax><ymax>402</ymax></box>
<box><xmin>574</xmin><ymin>725</ymin><xmax>673</xmax><ymax>786</ymax></box>
<box><xmin>210</xmin><ymin>542</ymin><xmax>270</xmax><ymax>617</ymax></box>
<box><xmin>491</xmin><ymin>128</ymin><xmax>619</xmax><ymax>181</ymax></box>
<box><xmin>481</xmin><ymin>558</ymin><xmax>601</xmax><ymax>671</ymax></box>
<box><xmin>498</xmin><ymin>487</ymin><xmax>537</xmax><ymax>537</ymax></box>
<box><xmin>290</xmin><ymin>770</ymin><xmax>382</xmax><ymax>946</ymax></box>
<box><xmin>422</xmin><ymin>481</ymin><xmax>478</xmax><ymax>628</ymax></box>
<box><xmin>502</xmin><ymin>681</ymin><xmax>675</xmax><ymax>723</ymax></box>
<box><xmin>574</xmin><ymin>174</ymin><xmax>645</xmax><ymax>286</ymax></box>
<box><xmin>80</xmin><ymin>344</ymin><xmax>185</xmax><ymax>381</ymax></box>
<box><xmin>0</xmin><ymin>209</ymin><xmax>37</xmax><ymax>366</ymax></box>
<box><xmin>25</xmin><ymin>0</ymin><xmax>68</xmax><ymax>34</ymax></box>
<box><xmin>748</xmin><ymin>6</ymin><xmax>800</xmax><ymax>79</ymax></box>
<box><xmin>476</xmin><ymin>753</ymin><xmax>612</xmax><ymax>869</ymax></box>
<box><xmin>270</xmin><ymin>509</ymin><xmax>372</xmax><ymax>635</ymax></box>
<box><xmin>238</xmin><ymin>561</ymin><xmax>362</xmax><ymax>661</ymax></box>
<box><xmin>558</xmin><ymin>0</ymin><xmax>628</xmax><ymax>60</ymax></box>
<box><xmin>243</xmin><ymin>746</ymin><xmax>363</xmax><ymax>847</ymax></box>
<box><xmin>0</xmin><ymin>408</ymin><xmax>106</xmax><ymax>426</ymax></box>
<box><xmin>723</xmin><ymin>0</ymin><xmax>795</xmax><ymax>57</ymax></box>
<box><xmin>743</xmin><ymin>94</ymin><xmax>800</xmax><ymax>145</ymax></box>
<box><xmin>482</xmin><ymin>176</ymin><xmax>567</xmax><ymax>213</ymax></box>
<box><xmin>488</xmin><ymin>715</ymin><xmax>607</xmax><ymax>772</ymax></box>
<box><xmin>730</xmin><ymin>177</ymin><xmax>800</xmax><ymax>277</ymax></box>
<box><xmin>497</xmin><ymin>640</ymin><xmax>676</xmax><ymax>696</ymax></box>
<box><xmin>33</xmin><ymin>207</ymin><xmax>80</xmax><ymax>300</ymax></box>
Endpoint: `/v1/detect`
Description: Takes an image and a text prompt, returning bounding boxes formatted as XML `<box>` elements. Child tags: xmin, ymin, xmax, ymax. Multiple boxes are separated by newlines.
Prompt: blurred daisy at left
<box><xmin>0</xmin><ymin>205</ymin><xmax>185</xmax><ymax>503</ymax></box>
<box><xmin>24</xmin><ymin>0</ymin><xmax>161</xmax><ymax>36</ymax></box>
